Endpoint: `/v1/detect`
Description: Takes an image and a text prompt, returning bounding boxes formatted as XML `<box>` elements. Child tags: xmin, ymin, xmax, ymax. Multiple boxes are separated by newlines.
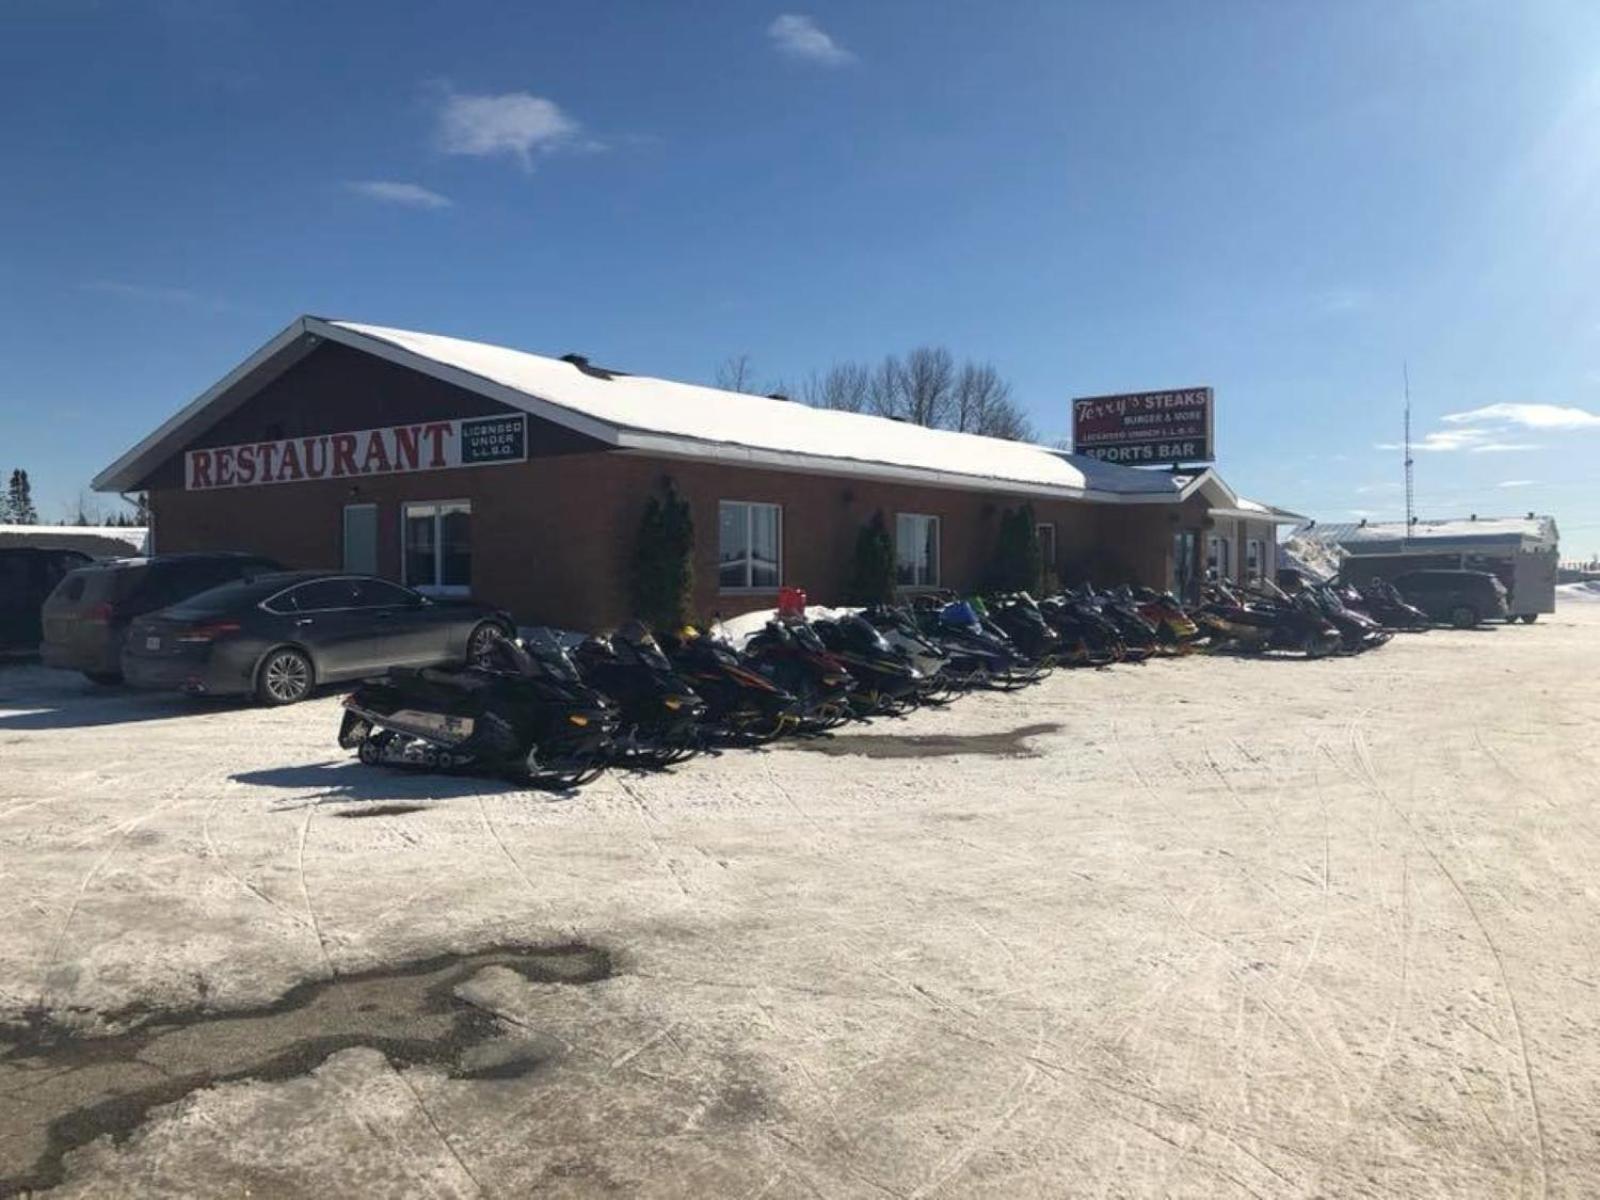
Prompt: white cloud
<box><xmin>1375</xmin><ymin>427</ymin><xmax>1539</xmax><ymax>454</ymax></box>
<box><xmin>345</xmin><ymin>180</ymin><xmax>453</xmax><ymax>209</ymax></box>
<box><xmin>1354</xmin><ymin>481</ymin><xmax>1401</xmax><ymax>494</ymax></box>
<box><xmin>435</xmin><ymin>88</ymin><xmax>583</xmax><ymax>170</ymax></box>
<box><xmin>1497</xmin><ymin>480</ymin><xmax>1536</xmax><ymax>488</ymax></box>
<box><xmin>79</xmin><ymin>280</ymin><xmax>228</xmax><ymax>311</ymax></box>
<box><xmin>1315</xmin><ymin>287</ymin><xmax>1370</xmax><ymax>315</ymax></box>
<box><xmin>1441</xmin><ymin>402</ymin><xmax>1600</xmax><ymax>430</ymax></box>
<box><xmin>768</xmin><ymin>14</ymin><xmax>855</xmax><ymax>65</ymax></box>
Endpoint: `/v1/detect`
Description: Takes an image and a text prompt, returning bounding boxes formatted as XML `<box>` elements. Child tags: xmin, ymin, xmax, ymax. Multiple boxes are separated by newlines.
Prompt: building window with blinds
<box><xmin>896</xmin><ymin>513</ymin><xmax>941</xmax><ymax>587</ymax></box>
<box><xmin>402</xmin><ymin>500</ymin><xmax>471</xmax><ymax>595</ymax></box>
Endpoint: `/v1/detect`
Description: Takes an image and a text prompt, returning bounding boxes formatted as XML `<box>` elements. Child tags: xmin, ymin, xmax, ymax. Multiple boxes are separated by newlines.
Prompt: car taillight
<box><xmin>86</xmin><ymin>601</ymin><xmax>115</xmax><ymax>624</ymax></box>
<box><xmin>176</xmin><ymin>621</ymin><xmax>241</xmax><ymax>643</ymax></box>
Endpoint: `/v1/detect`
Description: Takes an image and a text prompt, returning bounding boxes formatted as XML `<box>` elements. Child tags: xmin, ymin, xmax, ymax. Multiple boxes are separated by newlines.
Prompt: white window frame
<box><xmin>717</xmin><ymin>500</ymin><xmax>783</xmax><ymax>593</ymax></box>
<box><xmin>1246</xmin><ymin>538</ymin><xmax>1265</xmax><ymax>582</ymax></box>
<box><xmin>1207</xmin><ymin>534</ymin><xmax>1232</xmax><ymax>582</ymax></box>
<box><xmin>895</xmin><ymin>513</ymin><xmax>942</xmax><ymax>589</ymax></box>
<box><xmin>402</xmin><ymin>500</ymin><xmax>472</xmax><ymax>597</ymax></box>
<box><xmin>1036</xmin><ymin>522</ymin><xmax>1057</xmax><ymax>568</ymax></box>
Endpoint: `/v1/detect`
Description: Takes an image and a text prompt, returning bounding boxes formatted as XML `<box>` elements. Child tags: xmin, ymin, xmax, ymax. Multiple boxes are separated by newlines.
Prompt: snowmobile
<box><xmin>1193</xmin><ymin>583</ymin><xmax>1342</xmax><ymax>658</ymax></box>
<box><xmin>656</xmin><ymin>625</ymin><xmax>802</xmax><ymax>742</ymax></box>
<box><xmin>983</xmin><ymin>593</ymin><xmax>1064</xmax><ymax>667</ymax></box>
<box><xmin>1085</xmin><ymin>585</ymin><xmax>1160</xmax><ymax>663</ymax></box>
<box><xmin>1304</xmin><ymin>583</ymin><xmax>1392</xmax><ymax>653</ymax></box>
<box><xmin>1039</xmin><ymin>591</ymin><xmax>1124</xmax><ymax>665</ymax></box>
<box><xmin>1348</xmin><ymin>579</ymin><xmax>1429</xmax><ymax>632</ymax></box>
<box><xmin>858</xmin><ymin>604</ymin><xmax>958</xmax><ymax>703</ymax></box>
<box><xmin>742</xmin><ymin>617</ymin><xmax>857</xmax><ymax>729</ymax></box>
<box><xmin>338</xmin><ymin>631</ymin><xmax>618</xmax><ymax>787</ymax></box>
<box><xmin>1132</xmin><ymin>587</ymin><xmax>1203</xmax><ymax>653</ymax></box>
<box><xmin>572</xmin><ymin>621</ymin><xmax>706</xmax><ymax>767</ymax></box>
<box><xmin>917</xmin><ymin>598</ymin><xmax>1042</xmax><ymax>689</ymax></box>
<box><xmin>810</xmin><ymin>614</ymin><xmax>925</xmax><ymax>714</ymax></box>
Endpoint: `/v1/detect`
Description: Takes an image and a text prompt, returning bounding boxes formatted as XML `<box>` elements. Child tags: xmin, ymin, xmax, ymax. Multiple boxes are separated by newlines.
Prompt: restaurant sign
<box><xmin>1071</xmin><ymin>387</ymin><xmax>1214</xmax><ymax>465</ymax></box>
<box><xmin>185</xmin><ymin>414</ymin><xmax>528</xmax><ymax>491</ymax></box>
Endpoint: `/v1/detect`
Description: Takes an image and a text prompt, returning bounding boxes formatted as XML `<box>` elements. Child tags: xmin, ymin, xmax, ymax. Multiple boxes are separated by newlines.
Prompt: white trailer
<box><xmin>1307</xmin><ymin>515</ymin><xmax>1560</xmax><ymax>620</ymax></box>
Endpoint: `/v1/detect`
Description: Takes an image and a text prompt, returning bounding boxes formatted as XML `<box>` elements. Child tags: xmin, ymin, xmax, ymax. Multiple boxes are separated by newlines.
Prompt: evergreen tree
<box><xmin>6</xmin><ymin>470</ymin><xmax>37</xmax><ymax>525</ymax></box>
<box><xmin>990</xmin><ymin>503</ymin><xmax>1043</xmax><ymax>594</ymax></box>
<box><xmin>629</xmin><ymin>484</ymin><xmax>695</xmax><ymax>630</ymax></box>
<box><xmin>846</xmin><ymin>510</ymin><xmax>897</xmax><ymax>604</ymax></box>
<box><xmin>132</xmin><ymin>492</ymin><xmax>152</xmax><ymax>527</ymax></box>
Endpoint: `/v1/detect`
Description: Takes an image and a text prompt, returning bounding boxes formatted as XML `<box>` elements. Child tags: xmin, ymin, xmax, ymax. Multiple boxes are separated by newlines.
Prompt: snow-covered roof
<box><xmin>0</xmin><ymin>524</ymin><xmax>148</xmax><ymax>555</ymax></box>
<box><xmin>1308</xmin><ymin>516</ymin><xmax>1558</xmax><ymax>552</ymax></box>
<box><xmin>95</xmin><ymin>315</ymin><xmax>1239</xmax><ymax>507</ymax></box>
<box><xmin>1210</xmin><ymin>495</ymin><xmax>1307</xmax><ymax>524</ymax></box>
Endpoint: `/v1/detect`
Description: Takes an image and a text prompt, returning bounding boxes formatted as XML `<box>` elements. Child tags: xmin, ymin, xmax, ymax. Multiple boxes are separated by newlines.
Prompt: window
<box><xmin>1036</xmin><ymin>522</ymin><xmax>1057</xmax><ymax>568</ymax></box>
<box><xmin>1246</xmin><ymin>538</ymin><xmax>1265</xmax><ymax>582</ymax></box>
<box><xmin>896</xmin><ymin>513</ymin><xmax>941</xmax><ymax>587</ymax></box>
<box><xmin>403</xmin><ymin>501</ymin><xmax>471</xmax><ymax>595</ymax></box>
<box><xmin>343</xmin><ymin>504</ymin><xmax>378</xmax><ymax>576</ymax></box>
<box><xmin>1207</xmin><ymin>534</ymin><xmax>1232</xmax><ymax>582</ymax></box>
<box><xmin>1173</xmin><ymin>530</ymin><xmax>1199</xmax><ymax>600</ymax></box>
<box><xmin>718</xmin><ymin>501</ymin><xmax>782</xmax><ymax>591</ymax></box>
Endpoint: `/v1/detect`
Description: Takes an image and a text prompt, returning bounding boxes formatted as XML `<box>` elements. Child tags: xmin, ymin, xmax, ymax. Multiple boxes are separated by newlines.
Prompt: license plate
<box><xmin>145</xmin><ymin>636</ymin><xmax>161</xmax><ymax>651</ymax></box>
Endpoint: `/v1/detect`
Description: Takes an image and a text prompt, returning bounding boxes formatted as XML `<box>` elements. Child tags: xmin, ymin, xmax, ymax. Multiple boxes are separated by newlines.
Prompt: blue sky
<box><xmin>3</xmin><ymin>1</ymin><xmax>1598</xmax><ymax>554</ymax></box>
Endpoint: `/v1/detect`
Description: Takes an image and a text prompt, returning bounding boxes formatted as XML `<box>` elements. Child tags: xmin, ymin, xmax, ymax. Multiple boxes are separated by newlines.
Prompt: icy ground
<box><xmin>3</xmin><ymin>608</ymin><xmax>1599</xmax><ymax>1197</ymax></box>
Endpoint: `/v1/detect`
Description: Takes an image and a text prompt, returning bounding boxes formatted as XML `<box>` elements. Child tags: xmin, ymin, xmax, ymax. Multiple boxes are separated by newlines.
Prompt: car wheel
<box><xmin>83</xmin><ymin>670</ymin><xmax>123</xmax><ymax>686</ymax></box>
<box><xmin>1520</xmin><ymin>614</ymin><xmax>1538</xmax><ymax>624</ymax></box>
<box><xmin>1450</xmin><ymin>605</ymin><xmax>1478</xmax><ymax>629</ymax></box>
<box><xmin>466</xmin><ymin>622</ymin><xmax>505</xmax><ymax>665</ymax></box>
<box><xmin>256</xmin><ymin>648</ymin><xmax>314</xmax><ymax>706</ymax></box>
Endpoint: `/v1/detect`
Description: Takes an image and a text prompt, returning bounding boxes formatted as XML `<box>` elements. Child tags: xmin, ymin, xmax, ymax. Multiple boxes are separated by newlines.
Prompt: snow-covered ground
<box><xmin>4</xmin><ymin>610</ymin><xmax>1600</xmax><ymax>1196</ymax></box>
<box><xmin>1557</xmin><ymin>580</ymin><xmax>1600</xmax><ymax>602</ymax></box>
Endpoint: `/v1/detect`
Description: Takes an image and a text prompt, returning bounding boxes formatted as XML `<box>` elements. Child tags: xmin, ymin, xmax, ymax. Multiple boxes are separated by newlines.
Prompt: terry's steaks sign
<box><xmin>1071</xmin><ymin>387</ymin><xmax>1214</xmax><ymax>465</ymax></box>
<box><xmin>185</xmin><ymin>414</ymin><xmax>528</xmax><ymax>491</ymax></box>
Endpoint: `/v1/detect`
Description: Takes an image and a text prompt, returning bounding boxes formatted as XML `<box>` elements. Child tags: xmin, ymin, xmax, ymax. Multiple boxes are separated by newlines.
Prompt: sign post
<box><xmin>1070</xmin><ymin>387</ymin><xmax>1214</xmax><ymax>466</ymax></box>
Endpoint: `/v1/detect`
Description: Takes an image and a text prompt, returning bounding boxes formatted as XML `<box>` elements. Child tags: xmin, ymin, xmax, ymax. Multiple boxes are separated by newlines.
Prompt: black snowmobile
<box><xmin>742</xmin><ymin>618</ymin><xmax>857</xmax><ymax>730</ymax></box>
<box><xmin>810</xmin><ymin>614</ymin><xmax>925</xmax><ymax>714</ymax></box>
<box><xmin>656</xmin><ymin>625</ymin><xmax>802</xmax><ymax>742</ymax></box>
<box><xmin>572</xmin><ymin>621</ymin><xmax>707</xmax><ymax>767</ymax></box>
<box><xmin>338</xmin><ymin>631</ymin><xmax>618</xmax><ymax>787</ymax></box>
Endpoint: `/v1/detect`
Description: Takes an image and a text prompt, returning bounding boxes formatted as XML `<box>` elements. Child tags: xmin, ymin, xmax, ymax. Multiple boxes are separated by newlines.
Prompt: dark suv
<box><xmin>1392</xmin><ymin>570</ymin><xmax>1509</xmax><ymax>628</ymax></box>
<box><xmin>41</xmin><ymin>552</ymin><xmax>282</xmax><ymax>683</ymax></box>
<box><xmin>1</xmin><ymin>548</ymin><xmax>93</xmax><ymax>654</ymax></box>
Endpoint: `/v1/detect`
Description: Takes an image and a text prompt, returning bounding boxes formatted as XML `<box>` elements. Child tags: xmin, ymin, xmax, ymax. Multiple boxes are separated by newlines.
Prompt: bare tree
<box><xmin>714</xmin><ymin>354</ymin><xmax>758</xmax><ymax>394</ymax></box>
<box><xmin>801</xmin><ymin>362</ymin><xmax>872</xmax><ymax>412</ymax></box>
<box><xmin>900</xmin><ymin>346</ymin><xmax>955</xmax><ymax>428</ymax></box>
<box><xmin>867</xmin><ymin>355</ymin><xmax>904</xmax><ymax>419</ymax></box>
<box><xmin>797</xmin><ymin>344</ymin><xmax>1036</xmax><ymax>443</ymax></box>
<box><xmin>973</xmin><ymin>394</ymin><xmax>1035</xmax><ymax>441</ymax></box>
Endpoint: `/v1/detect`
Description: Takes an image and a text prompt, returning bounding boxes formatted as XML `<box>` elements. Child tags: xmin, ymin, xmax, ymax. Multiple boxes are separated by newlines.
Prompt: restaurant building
<box><xmin>94</xmin><ymin>317</ymin><xmax>1299</xmax><ymax>629</ymax></box>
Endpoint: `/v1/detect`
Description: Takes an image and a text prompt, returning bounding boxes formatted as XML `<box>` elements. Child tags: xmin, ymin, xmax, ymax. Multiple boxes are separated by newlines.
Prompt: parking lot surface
<box><xmin>2</xmin><ymin>609</ymin><xmax>1598</xmax><ymax>1197</ymax></box>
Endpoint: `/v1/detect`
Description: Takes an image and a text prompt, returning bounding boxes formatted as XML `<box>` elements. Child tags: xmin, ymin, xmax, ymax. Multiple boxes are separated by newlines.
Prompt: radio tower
<box><xmin>1403</xmin><ymin>362</ymin><xmax>1415</xmax><ymax>546</ymax></box>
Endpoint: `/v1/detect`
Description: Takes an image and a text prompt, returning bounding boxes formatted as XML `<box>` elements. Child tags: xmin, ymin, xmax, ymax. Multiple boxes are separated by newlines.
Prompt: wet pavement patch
<box><xmin>334</xmin><ymin>803</ymin><xmax>428</xmax><ymax>819</ymax></box>
<box><xmin>786</xmin><ymin>722</ymin><xmax>1061</xmax><ymax>759</ymax></box>
<box><xmin>0</xmin><ymin>941</ymin><xmax>613</xmax><ymax>1197</ymax></box>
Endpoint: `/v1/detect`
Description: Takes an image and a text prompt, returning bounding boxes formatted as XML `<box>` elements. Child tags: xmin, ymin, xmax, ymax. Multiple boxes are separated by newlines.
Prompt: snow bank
<box><xmin>1278</xmin><ymin>530</ymin><xmax>1343</xmax><ymax>582</ymax></box>
<box><xmin>713</xmin><ymin>606</ymin><xmax>862</xmax><ymax>650</ymax></box>
<box><xmin>1557</xmin><ymin>581</ymin><xmax>1600</xmax><ymax>604</ymax></box>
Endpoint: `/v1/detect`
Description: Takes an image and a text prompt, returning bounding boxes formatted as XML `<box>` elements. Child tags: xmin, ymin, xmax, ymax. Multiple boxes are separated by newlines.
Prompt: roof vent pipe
<box><xmin>767</xmin><ymin>392</ymin><xmax>790</xmax><ymax>402</ymax></box>
<box><xmin>1470</xmin><ymin>513</ymin><xmax>1477</xmax><ymax>520</ymax></box>
<box><xmin>560</xmin><ymin>354</ymin><xmax>589</xmax><ymax>368</ymax></box>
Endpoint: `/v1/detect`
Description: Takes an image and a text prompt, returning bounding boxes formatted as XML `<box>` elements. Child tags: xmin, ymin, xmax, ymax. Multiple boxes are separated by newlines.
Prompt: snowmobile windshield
<box><xmin>616</xmin><ymin>625</ymin><xmax>673</xmax><ymax>672</ymax></box>
<box><xmin>789</xmin><ymin>622</ymin><xmax>828</xmax><ymax>654</ymax></box>
<box><xmin>522</xmin><ymin>630</ymin><xmax>583</xmax><ymax>683</ymax></box>
<box><xmin>941</xmin><ymin>601</ymin><xmax>981</xmax><ymax>630</ymax></box>
<box><xmin>841</xmin><ymin>615</ymin><xmax>892</xmax><ymax>653</ymax></box>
